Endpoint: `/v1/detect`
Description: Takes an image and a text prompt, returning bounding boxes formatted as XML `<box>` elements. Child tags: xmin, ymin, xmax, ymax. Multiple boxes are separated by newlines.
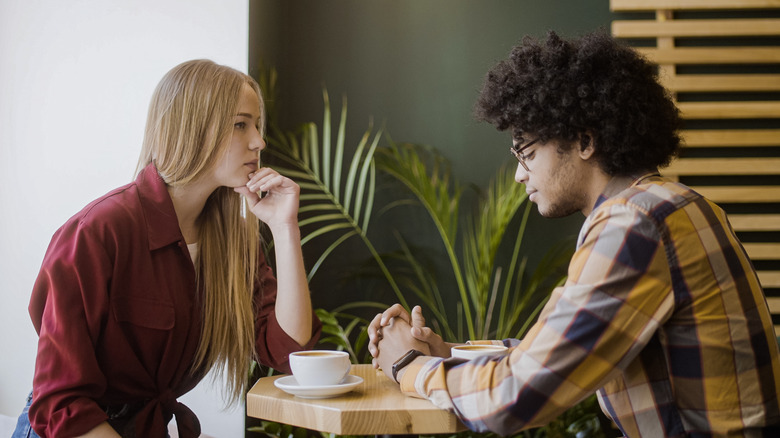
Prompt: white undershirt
<box><xmin>187</xmin><ymin>242</ymin><xmax>199</xmax><ymax>264</ymax></box>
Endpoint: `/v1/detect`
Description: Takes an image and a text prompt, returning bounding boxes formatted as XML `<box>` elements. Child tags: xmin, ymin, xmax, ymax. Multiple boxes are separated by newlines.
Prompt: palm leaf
<box><xmin>265</xmin><ymin>89</ymin><xmax>408</xmax><ymax>308</ymax></box>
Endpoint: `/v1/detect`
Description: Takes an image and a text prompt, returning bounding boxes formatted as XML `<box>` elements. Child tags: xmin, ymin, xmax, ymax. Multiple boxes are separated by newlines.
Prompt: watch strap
<box><xmin>391</xmin><ymin>349</ymin><xmax>424</xmax><ymax>383</ymax></box>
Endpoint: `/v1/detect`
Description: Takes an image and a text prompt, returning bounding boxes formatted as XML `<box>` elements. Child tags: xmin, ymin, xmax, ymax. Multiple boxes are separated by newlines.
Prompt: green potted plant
<box><xmin>247</xmin><ymin>68</ymin><xmax>613</xmax><ymax>438</ymax></box>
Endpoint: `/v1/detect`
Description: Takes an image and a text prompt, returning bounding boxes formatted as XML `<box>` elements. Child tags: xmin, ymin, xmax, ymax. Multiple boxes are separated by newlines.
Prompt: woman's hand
<box><xmin>234</xmin><ymin>167</ymin><xmax>300</xmax><ymax>230</ymax></box>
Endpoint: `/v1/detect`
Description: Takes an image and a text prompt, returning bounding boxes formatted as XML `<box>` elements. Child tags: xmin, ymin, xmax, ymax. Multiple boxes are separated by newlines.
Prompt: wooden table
<box><xmin>246</xmin><ymin>364</ymin><xmax>465</xmax><ymax>435</ymax></box>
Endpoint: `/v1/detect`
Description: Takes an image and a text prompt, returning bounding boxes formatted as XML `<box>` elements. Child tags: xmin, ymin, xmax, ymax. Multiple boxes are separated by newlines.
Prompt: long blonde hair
<box><xmin>136</xmin><ymin>59</ymin><xmax>263</xmax><ymax>403</ymax></box>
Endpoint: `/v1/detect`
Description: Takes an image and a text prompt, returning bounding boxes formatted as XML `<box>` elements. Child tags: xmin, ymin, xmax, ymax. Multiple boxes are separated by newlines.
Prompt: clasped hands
<box><xmin>367</xmin><ymin>304</ymin><xmax>454</xmax><ymax>382</ymax></box>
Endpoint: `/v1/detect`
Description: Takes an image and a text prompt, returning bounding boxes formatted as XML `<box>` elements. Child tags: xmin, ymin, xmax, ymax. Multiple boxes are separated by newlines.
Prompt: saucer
<box><xmin>274</xmin><ymin>375</ymin><xmax>363</xmax><ymax>399</ymax></box>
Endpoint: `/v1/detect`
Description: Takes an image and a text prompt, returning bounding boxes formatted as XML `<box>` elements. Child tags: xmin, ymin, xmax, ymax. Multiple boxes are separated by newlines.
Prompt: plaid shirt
<box><xmin>399</xmin><ymin>174</ymin><xmax>780</xmax><ymax>437</ymax></box>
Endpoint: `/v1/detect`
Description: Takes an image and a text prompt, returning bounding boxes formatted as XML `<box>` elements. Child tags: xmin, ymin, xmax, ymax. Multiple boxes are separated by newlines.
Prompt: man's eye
<box><xmin>525</xmin><ymin>151</ymin><xmax>535</xmax><ymax>160</ymax></box>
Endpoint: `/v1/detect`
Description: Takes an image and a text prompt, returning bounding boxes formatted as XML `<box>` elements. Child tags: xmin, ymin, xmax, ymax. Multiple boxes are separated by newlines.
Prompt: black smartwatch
<box><xmin>391</xmin><ymin>349</ymin><xmax>424</xmax><ymax>383</ymax></box>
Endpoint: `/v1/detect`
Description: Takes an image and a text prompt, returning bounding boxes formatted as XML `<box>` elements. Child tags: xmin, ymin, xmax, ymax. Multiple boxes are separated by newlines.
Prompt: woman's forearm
<box><xmin>269</xmin><ymin>224</ymin><xmax>313</xmax><ymax>345</ymax></box>
<box><xmin>76</xmin><ymin>422</ymin><xmax>121</xmax><ymax>438</ymax></box>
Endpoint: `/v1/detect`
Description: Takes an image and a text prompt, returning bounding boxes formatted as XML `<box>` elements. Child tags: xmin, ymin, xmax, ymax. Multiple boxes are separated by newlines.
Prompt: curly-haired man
<box><xmin>369</xmin><ymin>31</ymin><xmax>780</xmax><ymax>437</ymax></box>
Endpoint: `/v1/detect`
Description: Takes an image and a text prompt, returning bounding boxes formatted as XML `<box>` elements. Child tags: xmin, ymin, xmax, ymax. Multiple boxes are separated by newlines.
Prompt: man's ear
<box><xmin>578</xmin><ymin>132</ymin><xmax>596</xmax><ymax>160</ymax></box>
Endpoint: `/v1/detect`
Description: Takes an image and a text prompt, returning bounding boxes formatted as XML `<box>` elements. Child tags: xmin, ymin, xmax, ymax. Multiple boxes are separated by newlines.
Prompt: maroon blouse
<box><xmin>28</xmin><ymin>164</ymin><xmax>321</xmax><ymax>437</ymax></box>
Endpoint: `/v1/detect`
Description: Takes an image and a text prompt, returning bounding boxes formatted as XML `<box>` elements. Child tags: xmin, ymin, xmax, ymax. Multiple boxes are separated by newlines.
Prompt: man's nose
<box><xmin>515</xmin><ymin>162</ymin><xmax>529</xmax><ymax>184</ymax></box>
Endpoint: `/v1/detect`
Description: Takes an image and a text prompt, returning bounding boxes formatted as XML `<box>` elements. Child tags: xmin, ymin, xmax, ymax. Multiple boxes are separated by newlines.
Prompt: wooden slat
<box><xmin>730</xmin><ymin>214</ymin><xmax>780</xmax><ymax>232</ymax></box>
<box><xmin>612</xmin><ymin>19</ymin><xmax>780</xmax><ymax>38</ymax></box>
<box><xmin>639</xmin><ymin>47</ymin><xmax>780</xmax><ymax>64</ymax></box>
<box><xmin>760</xmin><ymin>271</ymin><xmax>780</xmax><ymax>288</ymax></box>
<box><xmin>769</xmin><ymin>297</ymin><xmax>780</xmax><ymax>314</ymax></box>
<box><xmin>770</xmin><ymin>296</ymin><xmax>780</xmax><ymax>338</ymax></box>
<box><xmin>681</xmin><ymin>129</ymin><xmax>780</xmax><ymax>147</ymax></box>
<box><xmin>744</xmin><ymin>243</ymin><xmax>780</xmax><ymax>260</ymax></box>
<box><xmin>691</xmin><ymin>186</ymin><xmax>780</xmax><ymax>202</ymax></box>
<box><xmin>663</xmin><ymin>158</ymin><xmax>780</xmax><ymax>176</ymax></box>
<box><xmin>678</xmin><ymin>101</ymin><xmax>780</xmax><ymax>119</ymax></box>
<box><xmin>612</xmin><ymin>0</ymin><xmax>780</xmax><ymax>11</ymax></box>
<box><xmin>663</xmin><ymin>75</ymin><xmax>780</xmax><ymax>92</ymax></box>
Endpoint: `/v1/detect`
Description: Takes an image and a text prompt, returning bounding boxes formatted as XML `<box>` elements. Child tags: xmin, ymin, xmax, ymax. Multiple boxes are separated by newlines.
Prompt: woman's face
<box><xmin>213</xmin><ymin>83</ymin><xmax>266</xmax><ymax>189</ymax></box>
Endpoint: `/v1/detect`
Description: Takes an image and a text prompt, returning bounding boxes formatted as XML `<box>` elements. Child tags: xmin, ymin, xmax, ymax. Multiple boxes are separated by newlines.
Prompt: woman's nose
<box><xmin>250</xmin><ymin>134</ymin><xmax>266</xmax><ymax>152</ymax></box>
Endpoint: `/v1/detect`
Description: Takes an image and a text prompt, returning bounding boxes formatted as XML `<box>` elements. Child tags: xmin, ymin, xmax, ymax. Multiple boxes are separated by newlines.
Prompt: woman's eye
<box><xmin>234</xmin><ymin>122</ymin><xmax>246</xmax><ymax>130</ymax></box>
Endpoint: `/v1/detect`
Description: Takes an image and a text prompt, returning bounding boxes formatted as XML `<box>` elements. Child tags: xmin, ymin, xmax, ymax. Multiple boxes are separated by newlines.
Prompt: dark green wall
<box><xmin>251</xmin><ymin>0</ymin><xmax>614</xmax><ymax>187</ymax></box>
<box><xmin>249</xmin><ymin>0</ymin><xmax>616</xmax><ymax>316</ymax></box>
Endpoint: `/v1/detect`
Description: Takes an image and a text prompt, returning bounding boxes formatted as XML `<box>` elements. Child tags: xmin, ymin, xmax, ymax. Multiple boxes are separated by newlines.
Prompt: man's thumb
<box><xmin>411</xmin><ymin>305</ymin><xmax>426</xmax><ymax>328</ymax></box>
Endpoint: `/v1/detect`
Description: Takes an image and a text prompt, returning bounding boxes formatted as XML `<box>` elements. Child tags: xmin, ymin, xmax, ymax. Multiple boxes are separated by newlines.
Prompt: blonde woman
<box><xmin>13</xmin><ymin>59</ymin><xmax>321</xmax><ymax>438</ymax></box>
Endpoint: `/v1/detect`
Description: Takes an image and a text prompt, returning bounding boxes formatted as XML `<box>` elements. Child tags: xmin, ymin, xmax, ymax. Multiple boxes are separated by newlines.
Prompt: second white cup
<box><xmin>289</xmin><ymin>350</ymin><xmax>351</xmax><ymax>386</ymax></box>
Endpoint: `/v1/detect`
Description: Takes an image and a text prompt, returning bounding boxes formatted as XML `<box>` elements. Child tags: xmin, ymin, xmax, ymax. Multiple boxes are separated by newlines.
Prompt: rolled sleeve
<box><xmin>29</xmin><ymin>221</ymin><xmax>113</xmax><ymax>437</ymax></box>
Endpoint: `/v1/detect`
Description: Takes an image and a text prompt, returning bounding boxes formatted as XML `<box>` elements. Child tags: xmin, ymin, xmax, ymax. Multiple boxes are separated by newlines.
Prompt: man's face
<box><xmin>513</xmin><ymin>137</ymin><xmax>590</xmax><ymax>218</ymax></box>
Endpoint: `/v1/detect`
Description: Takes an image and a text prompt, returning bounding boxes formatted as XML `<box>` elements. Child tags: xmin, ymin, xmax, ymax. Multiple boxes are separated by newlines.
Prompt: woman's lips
<box><xmin>245</xmin><ymin>162</ymin><xmax>259</xmax><ymax>172</ymax></box>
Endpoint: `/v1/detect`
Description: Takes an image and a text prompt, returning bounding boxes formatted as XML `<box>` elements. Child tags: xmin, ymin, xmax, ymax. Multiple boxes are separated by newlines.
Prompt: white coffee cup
<box><xmin>289</xmin><ymin>350</ymin><xmax>351</xmax><ymax>386</ymax></box>
<box><xmin>450</xmin><ymin>344</ymin><xmax>508</xmax><ymax>360</ymax></box>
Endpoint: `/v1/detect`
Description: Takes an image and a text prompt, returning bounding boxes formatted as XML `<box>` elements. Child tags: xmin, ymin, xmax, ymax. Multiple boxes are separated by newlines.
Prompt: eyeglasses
<box><xmin>510</xmin><ymin>138</ymin><xmax>539</xmax><ymax>172</ymax></box>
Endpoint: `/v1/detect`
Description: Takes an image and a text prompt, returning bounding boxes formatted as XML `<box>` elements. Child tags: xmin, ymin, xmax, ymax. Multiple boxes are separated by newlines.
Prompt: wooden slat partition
<box><xmin>612</xmin><ymin>0</ymin><xmax>780</xmax><ymax>336</ymax></box>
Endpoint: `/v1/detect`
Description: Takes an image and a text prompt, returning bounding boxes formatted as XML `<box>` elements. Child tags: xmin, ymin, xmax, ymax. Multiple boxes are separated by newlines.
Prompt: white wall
<box><xmin>0</xmin><ymin>1</ymin><xmax>249</xmax><ymax>436</ymax></box>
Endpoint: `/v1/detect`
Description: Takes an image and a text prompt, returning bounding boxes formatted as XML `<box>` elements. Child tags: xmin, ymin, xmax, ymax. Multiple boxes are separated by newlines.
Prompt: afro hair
<box><xmin>475</xmin><ymin>30</ymin><xmax>682</xmax><ymax>176</ymax></box>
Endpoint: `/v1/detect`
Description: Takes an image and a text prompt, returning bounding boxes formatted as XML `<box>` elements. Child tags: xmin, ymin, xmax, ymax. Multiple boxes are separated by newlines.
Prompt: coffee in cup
<box><xmin>289</xmin><ymin>350</ymin><xmax>351</xmax><ymax>386</ymax></box>
<box><xmin>450</xmin><ymin>344</ymin><xmax>508</xmax><ymax>360</ymax></box>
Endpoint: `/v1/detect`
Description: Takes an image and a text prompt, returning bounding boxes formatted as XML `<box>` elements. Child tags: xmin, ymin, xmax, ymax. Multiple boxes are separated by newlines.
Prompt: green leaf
<box><xmin>344</xmin><ymin>122</ymin><xmax>373</xmax><ymax>214</ymax></box>
<box><xmin>332</xmin><ymin>95</ymin><xmax>348</xmax><ymax>203</ymax></box>
<box><xmin>322</xmin><ymin>89</ymin><xmax>331</xmax><ymax>188</ymax></box>
<box><xmin>300</xmin><ymin>223</ymin><xmax>354</xmax><ymax>246</ymax></box>
<box><xmin>375</xmin><ymin>141</ymin><xmax>472</xmax><ymax>337</ymax></box>
<box><xmin>263</xmin><ymin>86</ymin><xmax>408</xmax><ymax>308</ymax></box>
<box><xmin>353</xmin><ymin>130</ymin><xmax>381</xmax><ymax>227</ymax></box>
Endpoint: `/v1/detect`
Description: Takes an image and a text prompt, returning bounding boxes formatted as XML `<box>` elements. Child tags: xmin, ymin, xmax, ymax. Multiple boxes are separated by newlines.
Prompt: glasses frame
<box><xmin>510</xmin><ymin>138</ymin><xmax>539</xmax><ymax>172</ymax></box>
